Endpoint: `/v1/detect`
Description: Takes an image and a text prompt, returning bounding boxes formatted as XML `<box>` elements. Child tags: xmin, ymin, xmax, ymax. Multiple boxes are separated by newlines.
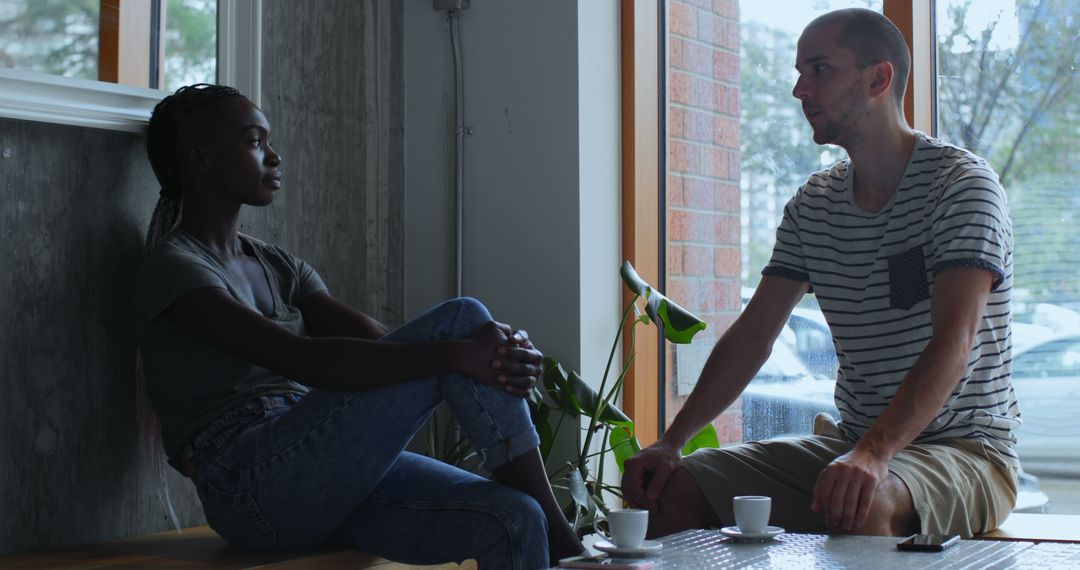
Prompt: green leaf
<box><xmin>528</xmin><ymin>395</ymin><xmax>554</xmax><ymax>461</ymax></box>
<box><xmin>620</xmin><ymin>260</ymin><xmax>707</xmax><ymax>344</ymax></box>
<box><xmin>543</xmin><ymin>357</ymin><xmax>633</xmax><ymax>428</ymax></box>
<box><xmin>564</xmin><ymin>468</ymin><xmax>602</xmax><ymax>537</ymax></box>
<box><xmin>620</xmin><ymin>260</ymin><xmax>649</xmax><ymax>296</ymax></box>
<box><xmin>655</xmin><ymin>295</ymin><xmax>708</xmax><ymax>344</ymax></box>
<box><xmin>562</xmin><ymin>368</ymin><xmax>633</xmax><ymax>428</ymax></box>
<box><xmin>542</xmin><ymin>358</ymin><xmax>582</xmax><ymax>415</ymax></box>
<box><xmin>609</xmin><ymin>426</ymin><xmax>641</xmax><ymax>473</ymax></box>
<box><xmin>680</xmin><ymin>423</ymin><xmax>720</xmax><ymax>456</ymax></box>
<box><xmin>565</xmin><ymin>468</ymin><xmax>592</xmax><ymax>511</ymax></box>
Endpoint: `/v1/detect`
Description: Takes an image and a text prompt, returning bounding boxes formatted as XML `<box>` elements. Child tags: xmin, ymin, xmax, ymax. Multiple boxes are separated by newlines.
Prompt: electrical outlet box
<box><xmin>434</xmin><ymin>0</ymin><xmax>470</xmax><ymax>11</ymax></box>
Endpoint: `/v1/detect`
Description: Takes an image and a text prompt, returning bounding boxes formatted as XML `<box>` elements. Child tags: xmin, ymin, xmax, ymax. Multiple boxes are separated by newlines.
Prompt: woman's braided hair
<box><xmin>138</xmin><ymin>84</ymin><xmax>245</xmax><ymax>529</ymax></box>
<box><xmin>145</xmin><ymin>83</ymin><xmax>244</xmax><ymax>251</ymax></box>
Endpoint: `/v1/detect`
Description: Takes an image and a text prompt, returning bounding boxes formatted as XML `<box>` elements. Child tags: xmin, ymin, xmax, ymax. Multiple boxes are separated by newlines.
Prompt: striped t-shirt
<box><xmin>763</xmin><ymin>133</ymin><xmax>1020</xmax><ymax>460</ymax></box>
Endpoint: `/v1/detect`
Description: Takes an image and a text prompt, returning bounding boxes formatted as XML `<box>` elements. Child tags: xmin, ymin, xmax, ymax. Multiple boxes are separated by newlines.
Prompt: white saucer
<box><xmin>594</xmin><ymin>539</ymin><xmax>662</xmax><ymax>556</ymax></box>
<box><xmin>719</xmin><ymin>525</ymin><xmax>785</xmax><ymax>542</ymax></box>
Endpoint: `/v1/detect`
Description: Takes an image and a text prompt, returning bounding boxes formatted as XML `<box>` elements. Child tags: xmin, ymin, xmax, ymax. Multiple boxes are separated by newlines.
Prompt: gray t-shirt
<box><xmin>763</xmin><ymin>133</ymin><xmax>1019</xmax><ymax>460</ymax></box>
<box><xmin>134</xmin><ymin>230</ymin><xmax>327</xmax><ymax>460</ymax></box>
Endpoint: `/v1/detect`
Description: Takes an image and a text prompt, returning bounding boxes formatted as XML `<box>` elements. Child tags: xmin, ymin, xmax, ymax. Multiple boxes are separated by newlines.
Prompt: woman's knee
<box><xmin>452</xmin><ymin>296</ymin><xmax>491</xmax><ymax>320</ymax></box>
<box><xmin>441</xmin><ymin>297</ymin><xmax>492</xmax><ymax>335</ymax></box>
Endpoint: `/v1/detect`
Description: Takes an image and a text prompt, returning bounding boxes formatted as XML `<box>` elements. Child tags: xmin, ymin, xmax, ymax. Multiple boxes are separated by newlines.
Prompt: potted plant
<box><xmin>529</xmin><ymin>260</ymin><xmax>719</xmax><ymax>536</ymax></box>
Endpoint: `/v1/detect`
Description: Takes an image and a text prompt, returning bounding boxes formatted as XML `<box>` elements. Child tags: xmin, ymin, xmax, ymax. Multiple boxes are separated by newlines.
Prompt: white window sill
<box><xmin>0</xmin><ymin>68</ymin><xmax>164</xmax><ymax>134</ymax></box>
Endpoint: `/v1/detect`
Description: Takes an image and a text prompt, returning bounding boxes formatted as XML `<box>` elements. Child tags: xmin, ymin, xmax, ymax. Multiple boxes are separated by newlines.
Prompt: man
<box><xmin>622</xmin><ymin>8</ymin><xmax>1019</xmax><ymax>539</ymax></box>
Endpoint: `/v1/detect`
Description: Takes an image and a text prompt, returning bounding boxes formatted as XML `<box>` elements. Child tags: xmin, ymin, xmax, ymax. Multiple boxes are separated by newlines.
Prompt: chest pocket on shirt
<box><xmin>888</xmin><ymin>246</ymin><xmax>930</xmax><ymax>310</ymax></box>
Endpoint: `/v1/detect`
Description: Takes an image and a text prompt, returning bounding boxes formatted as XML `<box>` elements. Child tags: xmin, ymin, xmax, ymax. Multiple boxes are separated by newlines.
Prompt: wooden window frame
<box><xmin>0</xmin><ymin>0</ymin><xmax>261</xmax><ymax>133</ymax></box>
<box><xmin>620</xmin><ymin>0</ymin><xmax>662</xmax><ymax>447</ymax></box>
<box><xmin>99</xmin><ymin>0</ymin><xmax>160</xmax><ymax>88</ymax></box>
<box><xmin>623</xmin><ymin>1</ymin><xmax>934</xmax><ymax>445</ymax></box>
<box><xmin>884</xmin><ymin>0</ymin><xmax>935</xmax><ymax>134</ymax></box>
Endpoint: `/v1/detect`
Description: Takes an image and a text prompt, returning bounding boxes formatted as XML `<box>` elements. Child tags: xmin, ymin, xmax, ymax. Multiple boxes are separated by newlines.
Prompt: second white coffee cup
<box><xmin>732</xmin><ymin>495</ymin><xmax>771</xmax><ymax>534</ymax></box>
<box><xmin>594</xmin><ymin>508</ymin><xmax>649</xmax><ymax>548</ymax></box>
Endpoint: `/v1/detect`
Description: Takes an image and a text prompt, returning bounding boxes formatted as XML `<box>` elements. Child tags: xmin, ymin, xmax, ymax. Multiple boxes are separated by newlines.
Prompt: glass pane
<box><xmin>664</xmin><ymin>0</ymin><xmax>880</xmax><ymax>443</ymax></box>
<box><xmin>0</xmin><ymin>0</ymin><xmax>101</xmax><ymax>80</ymax></box>
<box><xmin>163</xmin><ymin>0</ymin><xmax>215</xmax><ymax>92</ymax></box>
<box><xmin>0</xmin><ymin>0</ymin><xmax>215</xmax><ymax>90</ymax></box>
<box><xmin>937</xmin><ymin>0</ymin><xmax>1080</xmax><ymax>515</ymax></box>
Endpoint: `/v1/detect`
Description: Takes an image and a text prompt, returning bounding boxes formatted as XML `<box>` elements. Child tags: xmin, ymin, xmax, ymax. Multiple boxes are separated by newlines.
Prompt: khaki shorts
<box><xmin>681</xmin><ymin>415</ymin><xmax>1019</xmax><ymax>537</ymax></box>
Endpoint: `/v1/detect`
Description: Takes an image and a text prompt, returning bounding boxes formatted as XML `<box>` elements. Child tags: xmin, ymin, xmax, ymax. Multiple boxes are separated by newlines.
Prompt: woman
<box><xmin>134</xmin><ymin>84</ymin><xmax>582</xmax><ymax>569</ymax></box>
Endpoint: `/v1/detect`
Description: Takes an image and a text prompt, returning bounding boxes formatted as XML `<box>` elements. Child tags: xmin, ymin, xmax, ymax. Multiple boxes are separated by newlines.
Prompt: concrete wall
<box><xmin>403</xmin><ymin>0</ymin><xmax>621</xmax><ymax>388</ymax></box>
<box><xmin>403</xmin><ymin>0</ymin><xmax>621</xmax><ymax>488</ymax></box>
<box><xmin>0</xmin><ymin>0</ymin><xmax>403</xmax><ymax>554</ymax></box>
<box><xmin>257</xmin><ymin>1</ymin><xmax>404</xmax><ymax>321</ymax></box>
<box><xmin>0</xmin><ymin>118</ymin><xmax>198</xmax><ymax>555</ymax></box>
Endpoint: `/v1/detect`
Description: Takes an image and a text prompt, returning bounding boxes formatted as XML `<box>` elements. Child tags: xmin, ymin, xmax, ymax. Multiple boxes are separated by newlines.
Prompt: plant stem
<box><xmin>605</xmin><ymin>320</ymin><xmax>641</xmax><ymax>414</ymax></box>
<box><xmin>597</xmin><ymin>484</ymin><xmax>625</xmax><ymax>500</ymax></box>
<box><xmin>446</xmin><ymin>436</ymin><xmax>471</xmax><ymax>466</ymax></box>
<box><xmin>444</xmin><ymin>418</ymin><xmax>462</xmax><ymax>459</ymax></box>
<box><xmin>596</xmin><ymin>425</ymin><xmax>610</xmax><ymax>505</ymax></box>
<box><xmin>427</xmin><ymin>409</ymin><xmax>438</xmax><ymax>460</ymax></box>
<box><xmin>549</xmin><ymin>446</ymin><xmax>618</xmax><ymax>481</ymax></box>
<box><xmin>549</xmin><ymin>458</ymin><xmax>585</xmax><ymax>481</ymax></box>
<box><xmin>549</xmin><ymin>463</ymin><xmax>574</xmax><ymax>480</ymax></box>
<box><xmin>578</xmin><ymin>448</ymin><xmax>614</xmax><ymax>462</ymax></box>
<box><xmin>550</xmin><ymin>406</ymin><xmax>567</xmax><ymax>455</ymax></box>
<box><xmin>587</xmin><ymin>315</ymin><xmax>643</xmax><ymax>506</ymax></box>
<box><xmin>579</xmin><ymin>295</ymin><xmax>640</xmax><ymax>477</ymax></box>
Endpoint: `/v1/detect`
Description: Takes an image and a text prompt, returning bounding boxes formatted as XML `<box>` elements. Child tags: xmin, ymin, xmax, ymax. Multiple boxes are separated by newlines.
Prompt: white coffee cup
<box><xmin>732</xmin><ymin>495</ymin><xmax>771</xmax><ymax>534</ymax></box>
<box><xmin>593</xmin><ymin>508</ymin><xmax>649</xmax><ymax>548</ymax></box>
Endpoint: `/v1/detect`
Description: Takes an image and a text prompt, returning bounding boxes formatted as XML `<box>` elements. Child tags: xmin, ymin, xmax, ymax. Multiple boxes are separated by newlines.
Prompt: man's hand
<box><xmin>621</xmin><ymin>441</ymin><xmax>682</xmax><ymax>512</ymax></box>
<box><xmin>811</xmin><ymin>447</ymin><xmax>890</xmax><ymax>532</ymax></box>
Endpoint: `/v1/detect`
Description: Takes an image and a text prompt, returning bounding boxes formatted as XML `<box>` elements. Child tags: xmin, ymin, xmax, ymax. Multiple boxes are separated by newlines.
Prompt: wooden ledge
<box><xmin>0</xmin><ymin>525</ymin><xmax>473</xmax><ymax>569</ymax></box>
<box><xmin>974</xmin><ymin>513</ymin><xmax>1080</xmax><ymax>543</ymax></box>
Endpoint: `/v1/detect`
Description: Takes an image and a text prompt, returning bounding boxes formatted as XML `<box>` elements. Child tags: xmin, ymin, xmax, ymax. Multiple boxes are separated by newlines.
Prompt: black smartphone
<box><xmin>896</xmin><ymin>533</ymin><xmax>960</xmax><ymax>552</ymax></box>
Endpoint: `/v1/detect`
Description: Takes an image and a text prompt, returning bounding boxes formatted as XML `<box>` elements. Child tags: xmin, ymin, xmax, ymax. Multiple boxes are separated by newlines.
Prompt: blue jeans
<box><xmin>189</xmin><ymin>298</ymin><xmax>549</xmax><ymax>570</ymax></box>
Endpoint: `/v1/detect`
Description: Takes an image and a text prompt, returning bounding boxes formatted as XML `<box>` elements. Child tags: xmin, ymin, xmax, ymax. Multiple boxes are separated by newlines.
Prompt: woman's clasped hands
<box><xmin>458</xmin><ymin>321</ymin><xmax>543</xmax><ymax>398</ymax></box>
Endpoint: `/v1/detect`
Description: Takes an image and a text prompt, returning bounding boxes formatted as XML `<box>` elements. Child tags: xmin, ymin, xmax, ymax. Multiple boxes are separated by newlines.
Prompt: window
<box><xmin>0</xmin><ymin>1</ymin><xmax>103</xmax><ymax>82</ymax></box>
<box><xmin>656</xmin><ymin>0</ymin><xmax>1079</xmax><ymax>515</ymax></box>
<box><xmin>161</xmin><ymin>0</ymin><xmax>218</xmax><ymax>92</ymax></box>
<box><xmin>663</xmin><ymin>0</ymin><xmax>879</xmax><ymax>444</ymax></box>
<box><xmin>0</xmin><ymin>0</ymin><xmax>260</xmax><ymax>132</ymax></box>
<box><xmin>935</xmin><ymin>0</ymin><xmax>1080</xmax><ymax>514</ymax></box>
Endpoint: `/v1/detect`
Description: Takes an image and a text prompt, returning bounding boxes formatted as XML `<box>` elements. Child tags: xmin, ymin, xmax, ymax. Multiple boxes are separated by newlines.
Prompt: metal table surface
<box><xmin>573</xmin><ymin>528</ymin><xmax>1080</xmax><ymax>569</ymax></box>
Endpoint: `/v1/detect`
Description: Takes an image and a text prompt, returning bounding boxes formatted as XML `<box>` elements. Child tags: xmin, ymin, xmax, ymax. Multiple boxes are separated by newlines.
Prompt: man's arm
<box><xmin>811</xmin><ymin>267</ymin><xmax>995</xmax><ymax>531</ymax></box>
<box><xmin>622</xmin><ymin>276</ymin><xmax>809</xmax><ymax>510</ymax></box>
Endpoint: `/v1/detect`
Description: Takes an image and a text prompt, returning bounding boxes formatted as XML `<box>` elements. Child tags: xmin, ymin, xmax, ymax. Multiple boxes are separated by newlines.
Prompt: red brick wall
<box><xmin>664</xmin><ymin>0</ymin><xmax>743</xmax><ymax>443</ymax></box>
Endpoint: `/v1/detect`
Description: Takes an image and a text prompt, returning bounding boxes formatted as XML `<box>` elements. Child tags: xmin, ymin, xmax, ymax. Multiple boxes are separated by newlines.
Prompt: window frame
<box><xmin>0</xmin><ymin>0</ymin><xmax>261</xmax><ymax>133</ymax></box>
<box><xmin>621</xmin><ymin>0</ymin><xmax>662</xmax><ymax>448</ymax></box>
<box><xmin>883</xmin><ymin>0</ymin><xmax>935</xmax><ymax>134</ymax></box>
